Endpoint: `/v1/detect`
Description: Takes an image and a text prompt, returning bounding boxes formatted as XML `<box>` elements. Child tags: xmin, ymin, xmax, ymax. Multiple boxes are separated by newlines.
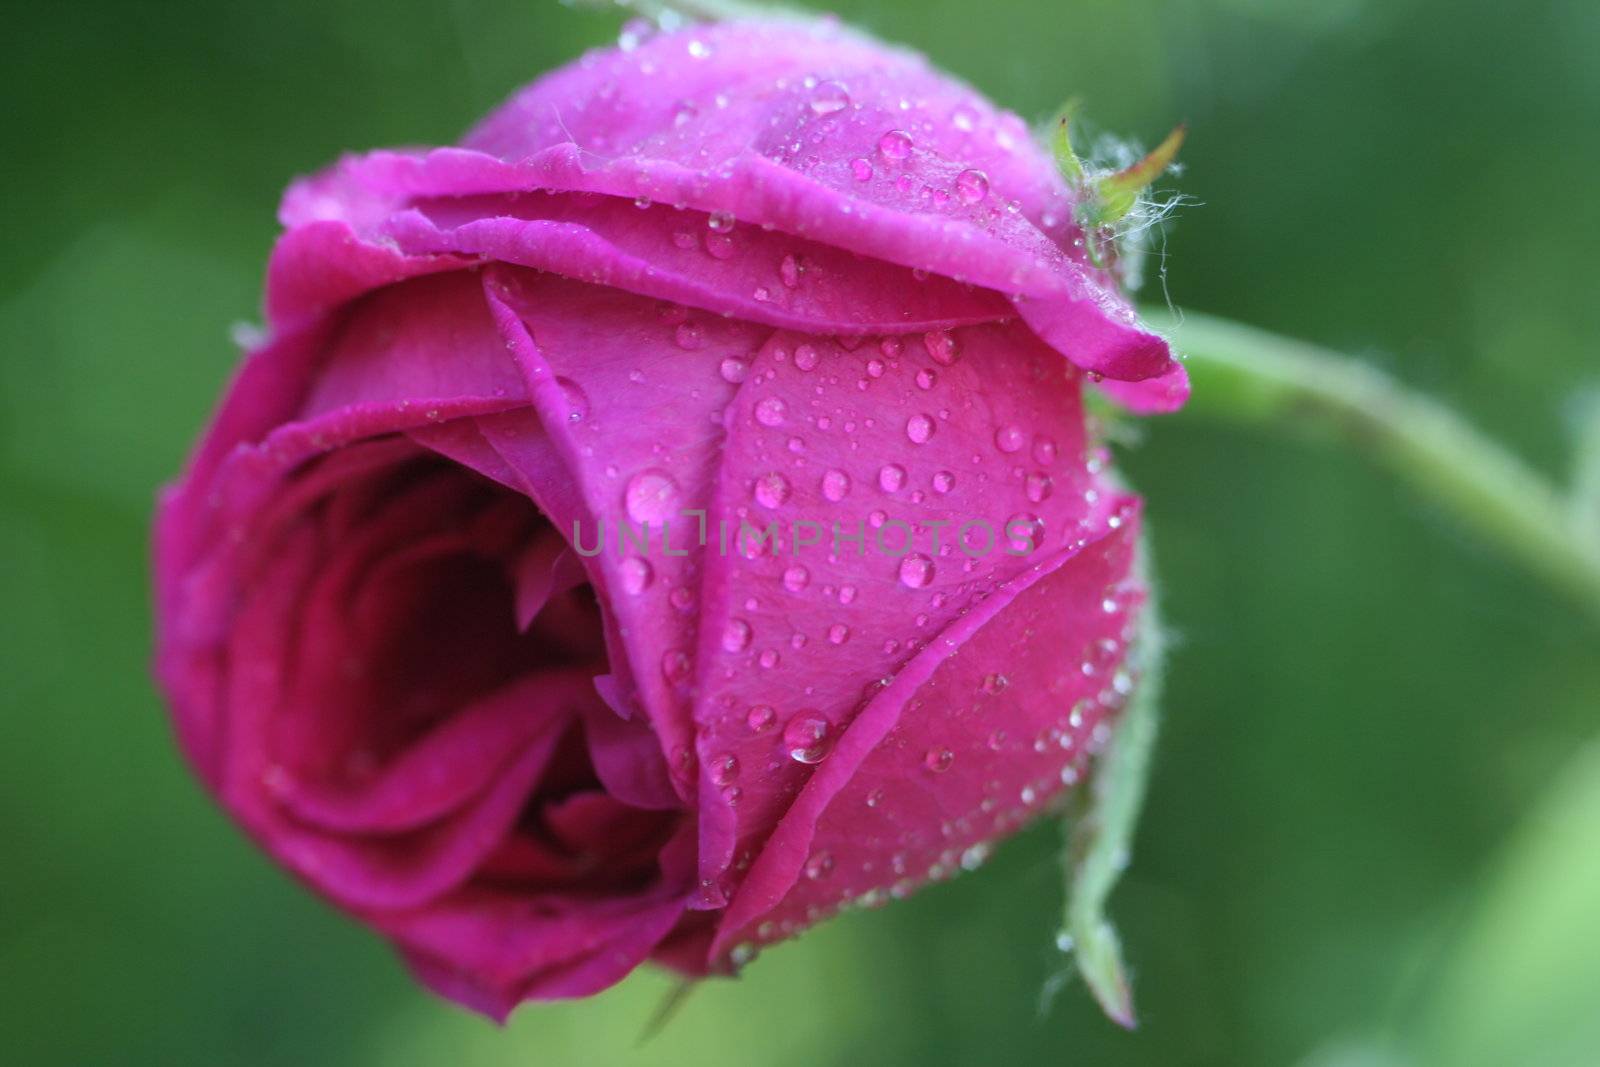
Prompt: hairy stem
<box><xmin>1148</xmin><ymin>310</ymin><xmax>1600</xmax><ymax>623</ymax></box>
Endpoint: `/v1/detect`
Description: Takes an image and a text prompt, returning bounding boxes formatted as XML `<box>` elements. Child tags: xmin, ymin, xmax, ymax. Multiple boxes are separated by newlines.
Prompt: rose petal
<box><xmin>712</xmin><ymin>504</ymin><xmax>1142</xmax><ymax>958</ymax></box>
<box><xmin>687</xmin><ymin>319</ymin><xmax>1105</xmax><ymax>901</ymax></box>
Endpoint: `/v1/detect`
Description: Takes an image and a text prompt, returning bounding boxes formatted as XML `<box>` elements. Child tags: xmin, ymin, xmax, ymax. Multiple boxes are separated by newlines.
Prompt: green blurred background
<box><xmin>4</xmin><ymin>1</ymin><xmax>1598</xmax><ymax>1064</ymax></box>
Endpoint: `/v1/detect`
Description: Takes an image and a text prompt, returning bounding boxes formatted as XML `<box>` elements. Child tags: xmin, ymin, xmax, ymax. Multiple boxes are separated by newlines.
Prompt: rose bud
<box><xmin>153</xmin><ymin>16</ymin><xmax>1184</xmax><ymax>1020</ymax></box>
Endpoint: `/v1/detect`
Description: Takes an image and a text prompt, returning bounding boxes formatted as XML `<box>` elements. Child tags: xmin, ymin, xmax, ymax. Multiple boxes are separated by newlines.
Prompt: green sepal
<box><xmin>1059</xmin><ymin>532</ymin><xmax>1164</xmax><ymax>1029</ymax></box>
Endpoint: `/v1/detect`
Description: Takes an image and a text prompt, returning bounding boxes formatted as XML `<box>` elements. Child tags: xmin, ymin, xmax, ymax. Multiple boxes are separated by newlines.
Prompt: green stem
<box><xmin>1147</xmin><ymin>309</ymin><xmax>1600</xmax><ymax>624</ymax></box>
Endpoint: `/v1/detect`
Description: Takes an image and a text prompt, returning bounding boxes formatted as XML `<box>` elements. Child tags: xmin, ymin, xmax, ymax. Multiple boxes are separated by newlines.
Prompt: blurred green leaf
<box><xmin>1418</xmin><ymin>740</ymin><xmax>1600</xmax><ymax>1067</ymax></box>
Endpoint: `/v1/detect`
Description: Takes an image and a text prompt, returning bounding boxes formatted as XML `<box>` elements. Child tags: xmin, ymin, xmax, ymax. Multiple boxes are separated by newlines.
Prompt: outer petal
<box><xmin>713</xmin><ymin>504</ymin><xmax>1143</xmax><ymax>958</ymax></box>
<box><xmin>278</xmin><ymin>20</ymin><xmax>1186</xmax><ymax>409</ymax></box>
<box><xmin>687</xmin><ymin>319</ymin><xmax>1108</xmax><ymax>906</ymax></box>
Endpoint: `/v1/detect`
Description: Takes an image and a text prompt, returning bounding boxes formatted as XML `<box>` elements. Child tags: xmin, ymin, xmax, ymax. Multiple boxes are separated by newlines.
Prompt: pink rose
<box><xmin>153</xmin><ymin>17</ymin><xmax>1181</xmax><ymax>1019</ymax></box>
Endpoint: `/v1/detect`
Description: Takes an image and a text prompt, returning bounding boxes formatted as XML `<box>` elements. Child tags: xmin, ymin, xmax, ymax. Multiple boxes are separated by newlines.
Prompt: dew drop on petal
<box><xmin>793</xmin><ymin>344</ymin><xmax>820</xmax><ymax>371</ymax></box>
<box><xmin>994</xmin><ymin>424</ymin><xmax>1025</xmax><ymax>453</ymax></box>
<box><xmin>720</xmin><ymin>357</ymin><xmax>749</xmax><ymax>384</ymax></box>
<box><xmin>661</xmin><ymin>648</ymin><xmax>691</xmax><ymax>683</ymax></box>
<box><xmin>849</xmin><ymin>157</ymin><xmax>874</xmax><ymax>181</ymax></box>
<box><xmin>804</xmin><ymin>850</ymin><xmax>835</xmax><ymax>879</ymax></box>
<box><xmin>555</xmin><ymin>377</ymin><xmax>589</xmax><ymax>422</ymax></box>
<box><xmin>753</xmin><ymin>471</ymin><xmax>792</xmax><ymax>509</ymax></box>
<box><xmin>954</xmin><ymin>168</ymin><xmax>990</xmax><ymax>205</ymax></box>
<box><xmin>675</xmin><ymin>322</ymin><xmax>705</xmax><ymax>350</ymax></box>
<box><xmin>783</xmin><ymin>564</ymin><xmax>810</xmax><ymax>592</ymax></box>
<box><xmin>923</xmin><ymin>330</ymin><xmax>961</xmax><ymax>366</ymax></box>
<box><xmin>625</xmin><ymin>469</ymin><xmax>680</xmax><ymax>522</ymax></box>
<box><xmin>808</xmin><ymin>81</ymin><xmax>851</xmax><ymax>116</ymax></box>
<box><xmin>619</xmin><ymin>556</ymin><xmax>654</xmax><ymax>595</ymax></box>
<box><xmin>709</xmin><ymin>753</ymin><xmax>740</xmax><ymax>786</ymax></box>
<box><xmin>924</xmin><ymin>747</ymin><xmax>954</xmax><ymax>772</ymax></box>
<box><xmin>906</xmin><ymin>413</ymin><xmax>936</xmax><ymax>444</ymax></box>
<box><xmin>755</xmin><ymin>396</ymin><xmax>787</xmax><ymax>427</ymax></box>
<box><xmin>898</xmin><ymin>553</ymin><xmax>934</xmax><ymax>588</ymax></box>
<box><xmin>821</xmin><ymin>468</ymin><xmax>851</xmax><ymax>501</ymax></box>
<box><xmin>746</xmin><ymin>704</ymin><xmax>777</xmax><ymax>732</ymax></box>
<box><xmin>722</xmin><ymin>617</ymin><xmax>753</xmax><ymax>652</ymax></box>
<box><xmin>784</xmin><ymin>713</ymin><xmax>831</xmax><ymax>763</ymax></box>
<box><xmin>915</xmin><ymin>367</ymin><xmax>937</xmax><ymax>390</ymax></box>
<box><xmin>878</xmin><ymin>129</ymin><xmax>913</xmax><ymax>160</ymax></box>
<box><xmin>878</xmin><ymin>463</ymin><xmax>907</xmax><ymax>493</ymax></box>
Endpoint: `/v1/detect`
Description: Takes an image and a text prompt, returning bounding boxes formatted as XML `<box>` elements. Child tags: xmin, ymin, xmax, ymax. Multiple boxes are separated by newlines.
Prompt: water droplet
<box><xmin>555</xmin><ymin>377</ymin><xmax>588</xmax><ymax>422</ymax></box>
<box><xmin>783</xmin><ymin>564</ymin><xmax>810</xmax><ymax>592</ymax></box>
<box><xmin>722</xmin><ymin>618</ymin><xmax>753</xmax><ymax>652</ymax></box>
<box><xmin>746</xmin><ymin>704</ymin><xmax>777</xmax><ymax>732</ymax></box>
<box><xmin>986</xmin><ymin>728</ymin><xmax>1008</xmax><ymax>751</ymax></box>
<box><xmin>720</xmin><ymin>357</ymin><xmax>749</xmax><ymax>384</ymax></box>
<box><xmin>779</xmin><ymin>253</ymin><xmax>801</xmax><ymax>288</ymax></box>
<box><xmin>1025</xmin><ymin>471</ymin><xmax>1053</xmax><ymax>503</ymax></box>
<box><xmin>877</xmin><ymin>463</ymin><xmax>907</xmax><ymax>493</ymax></box>
<box><xmin>827</xmin><ymin>622</ymin><xmax>850</xmax><ymax>645</ymax></box>
<box><xmin>980</xmin><ymin>672</ymin><xmax>1009</xmax><ymax>694</ymax></box>
<box><xmin>906</xmin><ymin>413</ymin><xmax>936</xmax><ymax>444</ymax></box>
<box><xmin>707</xmin><ymin>210</ymin><xmax>735</xmax><ymax>232</ymax></box>
<box><xmin>821</xmin><ymin>468</ymin><xmax>851</xmax><ymax>501</ymax></box>
<box><xmin>793</xmin><ymin>344</ymin><xmax>819</xmax><ymax>371</ymax></box>
<box><xmin>915</xmin><ymin>367</ymin><xmax>937</xmax><ymax>390</ymax></box>
<box><xmin>704</xmin><ymin>231</ymin><xmax>735</xmax><ymax>259</ymax></box>
<box><xmin>932</xmin><ymin>470</ymin><xmax>955</xmax><ymax>494</ymax></box>
<box><xmin>865</xmin><ymin>358</ymin><xmax>886</xmax><ymax>378</ymax></box>
<box><xmin>877</xmin><ymin>129</ymin><xmax>913</xmax><ymax>161</ymax></box>
<box><xmin>675</xmin><ymin>322</ymin><xmax>705</xmax><ymax>350</ymax></box>
<box><xmin>625</xmin><ymin>469</ymin><xmax>680</xmax><ymax>522</ymax></box>
<box><xmin>754</xmin><ymin>396</ymin><xmax>787</xmax><ymax>427</ymax></box>
<box><xmin>661</xmin><ymin>648</ymin><xmax>691</xmax><ymax>683</ymax></box>
<box><xmin>753</xmin><ymin>471</ymin><xmax>791</xmax><ymax>508</ymax></box>
<box><xmin>898</xmin><ymin>553</ymin><xmax>934</xmax><ymax>588</ymax></box>
<box><xmin>619</xmin><ymin>556</ymin><xmax>654</xmax><ymax>595</ymax></box>
<box><xmin>994</xmin><ymin>424</ymin><xmax>1025</xmax><ymax>453</ymax></box>
<box><xmin>924</xmin><ymin>747</ymin><xmax>954</xmax><ymax>772</ymax></box>
<box><xmin>808</xmin><ymin>81</ymin><xmax>851</xmax><ymax>116</ymax></box>
<box><xmin>709</xmin><ymin>753</ymin><xmax>740</xmax><ymax>786</ymax></box>
<box><xmin>954</xmin><ymin>168</ymin><xmax>990</xmax><ymax>205</ymax></box>
<box><xmin>804</xmin><ymin>850</ymin><xmax>835</xmax><ymax>879</ymax></box>
<box><xmin>849</xmin><ymin>157</ymin><xmax>873</xmax><ymax>181</ymax></box>
<box><xmin>960</xmin><ymin>842</ymin><xmax>990</xmax><ymax>870</ymax></box>
<box><xmin>1007</xmin><ymin>512</ymin><xmax>1043</xmax><ymax>552</ymax></box>
<box><xmin>880</xmin><ymin>337</ymin><xmax>903</xmax><ymax>358</ymax></box>
<box><xmin>758</xmin><ymin>648</ymin><xmax>781</xmax><ymax>669</ymax></box>
<box><xmin>1032</xmin><ymin>434</ymin><xmax>1058</xmax><ymax>465</ymax></box>
<box><xmin>784</xmin><ymin>713</ymin><xmax>831</xmax><ymax>763</ymax></box>
<box><xmin>923</xmin><ymin>330</ymin><xmax>961</xmax><ymax>366</ymax></box>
